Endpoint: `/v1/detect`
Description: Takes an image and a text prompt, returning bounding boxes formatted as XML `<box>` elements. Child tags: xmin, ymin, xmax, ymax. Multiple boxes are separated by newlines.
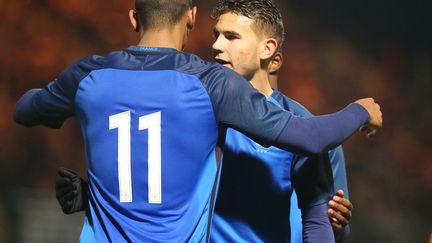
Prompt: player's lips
<box><xmin>214</xmin><ymin>58</ymin><xmax>232</xmax><ymax>68</ymax></box>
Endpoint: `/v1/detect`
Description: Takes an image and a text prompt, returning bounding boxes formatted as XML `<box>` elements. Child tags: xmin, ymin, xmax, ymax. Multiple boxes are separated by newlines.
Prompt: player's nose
<box><xmin>212</xmin><ymin>37</ymin><xmax>224</xmax><ymax>55</ymax></box>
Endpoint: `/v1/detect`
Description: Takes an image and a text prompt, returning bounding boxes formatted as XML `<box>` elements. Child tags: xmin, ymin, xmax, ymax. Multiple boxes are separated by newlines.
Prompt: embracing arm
<box><xmin>13</xmin><ymin>89</ymin><xmax>43</xmax><ymax>127</ymax></box>
<box><xmin>208</xmin><ymin>67</ymin><xmax>382</xmax><ymax>155</ymax></box>
<box><xmin>275</xmin><ymin>102</ymin><xmax>372</xmax><ymax>155</ymax></box>
<box><xmin>302</xmin><ymin>203</ymin><xmax>335</xmax><ymax>243</ymax></box>
<box><xmin>13</xmin><ymin>55</ymin><xmax>100</xmax><ymax>128</ymax></box>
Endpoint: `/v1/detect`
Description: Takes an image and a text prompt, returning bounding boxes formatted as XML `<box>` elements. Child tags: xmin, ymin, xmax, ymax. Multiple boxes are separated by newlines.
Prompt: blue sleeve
<box><xmin>202</xmin><ymin>65</ymin><xmax>370</xmax><ymax>155</ymax></box>
<box><xmin>328</xmin><ymin>146</ymin><xmax>351</xmax><ymax>242</ymax></box>
<box><xmin>14</xmin><ymin>82</ymin><xmax>75</xmax><ymax>128</ymax></box>
<box><xmin>276</xmin><ymin>103</ymin><xmax>369</xmax><ymax>155</ymax></box>
<box><xmin>328</xmin><ymin>146</ymin><xmax>349</xmax><ymax>198</ymax></box>
<box><xmin>13</xmin><ymin>56</ymin><xmax>102</xmax><ymax>128</ymax></box>
<box><xmin>292</xmin><ymin>152</ymin><xmax>334</xmax><ymax>209</ymax></box>
<box><xmin>201</xmin><ymin>65</ymin><xmax>291</xmax><ymax>145</ymax></box>
<box><xmin>302</xmin><ymin>203</ymin><xmax>335</xmax><ymax>243</ymax></box>
<box><xmin>13</xmin><ymin>89</ymin><xmax>43</xmax><ymax>127</ymax></box>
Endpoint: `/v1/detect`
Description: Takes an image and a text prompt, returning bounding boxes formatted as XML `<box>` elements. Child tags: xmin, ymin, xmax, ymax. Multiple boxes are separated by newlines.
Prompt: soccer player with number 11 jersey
<box><xmin>14</xmin><ymin>0</ymin><xmax>382</xmax><ymax>242</ymax></box>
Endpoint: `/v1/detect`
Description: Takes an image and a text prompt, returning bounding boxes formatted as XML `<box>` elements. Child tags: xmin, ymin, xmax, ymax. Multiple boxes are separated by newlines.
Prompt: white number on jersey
<box><xmin>109</xmin><ymin>111</ymin><xmax>162</xmax><ymax>204</ymax></box>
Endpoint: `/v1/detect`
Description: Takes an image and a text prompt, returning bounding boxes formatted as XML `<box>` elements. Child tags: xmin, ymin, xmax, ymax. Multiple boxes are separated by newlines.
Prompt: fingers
<box><xmin>56</xmin><ymin>184</ymin><xmax>75</xmax><ymax>197</ymax></box>
<box><xmin>360</xmin><ymin>124</ymin><xmax>380</xmax><ymax>138</ymax></box>
<box><xmin>62</xmin><ymin>201</ymin><xmax>74</xmax><ymax>214</ymax></box>
<box><xmin>354</xmin><ymin>97</ymin><xmax>383</xmax><ymax>129</ymax></box>
<box><xmin>330</xmin><ymin>196</ymin><xmax>353</xmax><ymax>215</ymax></box>
<box><xmin>328</xmin><ymin>199</ymin><xmax>351</xmax><ymax>220</ymax></box>
<box><xmin>328</xmin><ymin>192</ymin><xmax>353</xmax><ymax>228</ymax></box>
<box><xmin>328</xmin><ymin>207</ymin><xmax>349</xmax><ymax>227</ymax></box>
<box><xmin>56</xmin><ymin>175</ymin><xmax>74</xmax><ymax>187</ymax></box>
<box><xmin>367</xmin><ymin>128</ymin><xmax>378</xmax><ymax>137</ymax></box>
<box><xmin>55</xmin><ymin>169</ymin><xmax>78</xmax><ymax>203</ymax></box>
<box><xmin>56</xmin><ymin>173</ymin><xmax>75</xmax><ymax>192</ymax></box>
<box><xmin>58</xmin><ymin>190</ymin><xmax>77</xmax><ymax>205</ymax></box>
<box><xmin>61</xmin><ymin>201</ymin><xmax>72</xmax><ymax>213</ymax></box>
<box><xmin>58</xmin><ymin>167</ymin><xmax>78</xmax><ymax>179</ymax></box>
<box><xmin>330</xmin><ymin>220</ymin><xmax>343</xmax><ymax>232</ymax></box>
<box><xmin>331</xmin><ymin>200</ymin><xmax>353</xmax><ymax>217</ymax></box>
<box><xmin>335</xmin><ymin>189</ymin><xmax>345</xmax><ymax>198</ymax></box>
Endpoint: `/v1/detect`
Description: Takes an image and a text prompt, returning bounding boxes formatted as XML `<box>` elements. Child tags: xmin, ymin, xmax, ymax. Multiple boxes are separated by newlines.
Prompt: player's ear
<box><xmin>260</xmin><ymin>38</ymin><xmax>278</xmax><ymax>61</ymax></box>
<box><xmin>268</xmin><ymin>52</ymin><xmax>283</xmax><ymax>74</ymax></box>
<box><xmin>129</xmin><ymin>9</ymin><xmax>140</xmax><ymax>32</ymax></box>
<box><xmin>187</xmin><ymin>6</ymin><xmax>197</xmax><ymax>30</ymax></box>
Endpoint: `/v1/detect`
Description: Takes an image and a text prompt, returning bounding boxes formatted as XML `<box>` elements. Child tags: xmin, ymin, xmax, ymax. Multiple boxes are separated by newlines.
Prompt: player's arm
<box><xmin>292</xmin><ymin>152</ymin><xmax>335</xmax><ymax>243</ymax></box>
<box><xmin>302</xmin><ymin>203</ymin><xmax>335</xmax><ymax>243</ymax></box>
<box><xmin>13</xmin><ymin>56</ymin><xmax>99</xmax><ymax>128</ymax></box>
<box><xmin>56</xmin><ymin>168</ymin><xmax>88</xmax><ymax>214</ymax></box>
<box><xmin>13</xmin><ymin>77</ymin><xmax>76</xmax><ymax>128</ymax></box>
<box><xmin>275</xmin><ymin>99</ymin><xmax>381</xmax><ymax>155</ymax></box>
<box><xmin>326</xmin><ymin>146</ymin><xmax>352</xmax><ymax>242</ymax></box>
<box><xmin>207</xmin><ymin>66</ymin><xmax>382</xmax><ymax>156</ymax></box>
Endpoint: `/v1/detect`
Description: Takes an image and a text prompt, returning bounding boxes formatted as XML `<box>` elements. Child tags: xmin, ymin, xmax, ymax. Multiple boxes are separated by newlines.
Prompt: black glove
<box><xmin>55</xmin><ymin>167</ymin><xmax>88</xmax><ymax>214</ymax></box>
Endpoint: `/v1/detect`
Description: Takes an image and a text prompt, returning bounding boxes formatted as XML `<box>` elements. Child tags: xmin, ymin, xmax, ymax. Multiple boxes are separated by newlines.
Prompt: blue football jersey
<box><xmin>18</xmin><ymin>46</ymin><xmax>297</xmax><ymax>242</ymax></box>
<box><xmin>211</xmin><ymin>90</ymin><xmax>347</xmax><ymax>243</ymax></box>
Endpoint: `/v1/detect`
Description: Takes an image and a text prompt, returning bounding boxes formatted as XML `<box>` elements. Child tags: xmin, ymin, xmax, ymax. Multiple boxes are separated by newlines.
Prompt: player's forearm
<box><xmin>276</xmin><ymin>103</ymin><xmax>369</xmax><ymax>155</ymax></box>
<box><xmin>13</xmin><ymin>88</ymin><xmax>43</xmax><ymax>127</ymax></box>
<box><xmin>302</xmin><ymin>203</ymin><xmax>335</xmax><ymax>243</ymax></box>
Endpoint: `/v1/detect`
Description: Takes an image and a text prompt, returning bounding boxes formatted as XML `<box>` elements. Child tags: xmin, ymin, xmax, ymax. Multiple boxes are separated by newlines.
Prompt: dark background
<box><xmin>0</xmin><ymin>0</ymin><xmax>431</xmax><ymax>242</ymax></box>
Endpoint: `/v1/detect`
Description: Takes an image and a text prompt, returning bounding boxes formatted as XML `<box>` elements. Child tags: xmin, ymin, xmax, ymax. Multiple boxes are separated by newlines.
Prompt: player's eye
<box><xmin>225</xmin><ymin>33</ymin><xmax>240</xmax><ymax>40</ymax></box>
<box><xmin>225</xmin><ymin>35</ymin><xmax>236</xmax><ymax>40</ymax></box>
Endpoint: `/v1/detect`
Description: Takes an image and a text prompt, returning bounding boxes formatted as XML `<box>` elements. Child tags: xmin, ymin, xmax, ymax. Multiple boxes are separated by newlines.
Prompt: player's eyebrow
<box><xmin>213</xmin><ymin>27</ymin><xmax>241</xmax><ymax>38</ymax></box>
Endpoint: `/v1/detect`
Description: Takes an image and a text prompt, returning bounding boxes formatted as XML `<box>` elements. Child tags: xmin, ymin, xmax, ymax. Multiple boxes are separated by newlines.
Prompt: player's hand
<box><xmin>55</xmin><ymin>167</ymin><xmax>88</xmax><ymax>214</ymax></box>
<box><xmin>354</xmin><ymin>98</ymin><xmax>382</xmax><ymax>137</ymax></box>
<box><xmin>328</xmin><ymin>189</ymin><xmax>352</xmax><ymax>232</ymax></box>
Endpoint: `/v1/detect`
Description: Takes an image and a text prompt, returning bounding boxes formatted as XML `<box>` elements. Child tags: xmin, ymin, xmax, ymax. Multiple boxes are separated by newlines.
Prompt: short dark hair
<box><xmin>135</xmin><ymin>0</ymin><xmax>193</xmax><ymax>30</ymax></box>
<box><xmin>212</xmin><ymin>0</ymin><xmax>285</xmax><ymax>49</ymax></box>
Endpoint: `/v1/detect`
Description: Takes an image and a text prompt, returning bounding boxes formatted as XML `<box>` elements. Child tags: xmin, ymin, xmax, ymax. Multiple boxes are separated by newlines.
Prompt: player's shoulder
<box><xmin>57</xmin><ymin>54</ymin><xmax>106</xmax><ymax>85</ymax></box>
<box><xmin>272</xmin><ymin>90</ymin><xmax>313</xmax><ymax>118</ymax></box>
<box><xmin>176</xmin><ymin>53</ymin><xmax>245</xmax><ymax>89</ymax></box>
<box><xmin>176</xmin><ymin>52</ymin><xmax>238</xmax><ymax>77</ymax></box>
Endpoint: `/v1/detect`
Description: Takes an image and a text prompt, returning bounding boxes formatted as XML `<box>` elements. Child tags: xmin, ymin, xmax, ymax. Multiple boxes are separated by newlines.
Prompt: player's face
<box><xmin>212</xmin><ymin>12</ymin><xmax>262</xmax><ymax>81</ymax></box>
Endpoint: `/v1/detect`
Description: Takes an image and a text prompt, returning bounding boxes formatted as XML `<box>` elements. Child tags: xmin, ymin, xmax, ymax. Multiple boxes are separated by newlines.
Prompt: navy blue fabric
<box><xmin>274</xmin><ymin>91</ymin><xmax>350</xmax><ymax>242</ymax></box>
<box><xmin>13</xmin><ymin>89</ymin><xmax>42</xmax><ymax>126</ymax></box>
<box><xmin>302</xmin><ymin>203</ymin><xmax>335</xmax><ymax>243</ymax></box>
<box><xmin>276</xmin><ymin>103</ymin><xmax>369</xmax><ymax>154</ymax></box>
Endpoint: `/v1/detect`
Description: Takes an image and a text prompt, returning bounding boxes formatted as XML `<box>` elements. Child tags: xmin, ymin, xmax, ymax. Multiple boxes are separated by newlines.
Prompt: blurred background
<box><xmin>0</xmin><ymin>0</ymin><xmax>431</xmax><ymax>242</ymax></box>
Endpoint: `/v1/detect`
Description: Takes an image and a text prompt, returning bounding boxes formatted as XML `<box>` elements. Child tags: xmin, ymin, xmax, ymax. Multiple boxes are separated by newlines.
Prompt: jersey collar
<box><xmin>126</xmin><ymin>46</ymin><xmax>178</xmax><ymax>54</ymax></box>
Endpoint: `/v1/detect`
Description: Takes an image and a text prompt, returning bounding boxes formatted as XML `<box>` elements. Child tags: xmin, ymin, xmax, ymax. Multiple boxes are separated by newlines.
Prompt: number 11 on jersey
<box><xmin>109</xmin><ymin>111</ymin><xmax>162</xmax><ymax>204</ymax></box>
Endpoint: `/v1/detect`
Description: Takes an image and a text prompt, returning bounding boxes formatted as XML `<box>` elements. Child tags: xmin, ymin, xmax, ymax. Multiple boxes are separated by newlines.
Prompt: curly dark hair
<box><xmin>212</xmin><ymin>0</ymin><xmax>285</xmax><ymax>49</ymax></box>
<box><xmin>135</xmin><ymin>0</ymin><xmax>193</xmax><ymax>30</ymax></box>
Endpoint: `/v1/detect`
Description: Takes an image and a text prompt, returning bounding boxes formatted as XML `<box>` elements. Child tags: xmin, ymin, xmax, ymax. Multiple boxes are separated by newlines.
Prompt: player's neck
<box><xmin>249</xmin><ymin>70</ymin><xmax>273</xmax><ymax>97</ymax></box>
<box><xmin>137</xmin><ymin>24</ymin><xmax>188</xmax><ymax>51</ymax></box>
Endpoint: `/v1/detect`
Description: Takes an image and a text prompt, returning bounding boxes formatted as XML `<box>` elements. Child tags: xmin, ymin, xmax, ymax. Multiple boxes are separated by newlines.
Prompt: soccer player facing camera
<box><xmin>210</xmin><ymin>1</ymin><xmax>351</xmax><ymax>242</ymax></box>
<box><xmin>15</xmin><ymin>0</ymin><xmax>381</xmax><ymax>242</ymax></box>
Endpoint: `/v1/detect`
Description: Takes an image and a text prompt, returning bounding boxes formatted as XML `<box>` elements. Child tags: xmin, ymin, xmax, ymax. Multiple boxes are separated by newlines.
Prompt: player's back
<box><xmin>74</xmin><ymin>46</ymin><xmax>220</xmax><ymax>242</ymax></box>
